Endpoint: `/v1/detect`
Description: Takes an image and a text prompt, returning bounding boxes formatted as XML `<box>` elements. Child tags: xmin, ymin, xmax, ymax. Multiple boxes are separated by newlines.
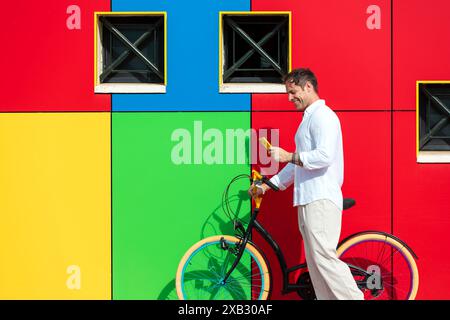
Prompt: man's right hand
<box><xmin>248</xmin><ymin>183</ymin><xmax>270</xmax><ymax>199</ymax></box>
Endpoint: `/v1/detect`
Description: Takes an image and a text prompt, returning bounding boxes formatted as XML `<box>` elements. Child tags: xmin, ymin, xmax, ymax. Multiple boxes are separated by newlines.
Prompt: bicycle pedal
<box><xmin>220</xmin><ymin>237</ymin><xmax>229</xmax><ymax>250</ymax></box>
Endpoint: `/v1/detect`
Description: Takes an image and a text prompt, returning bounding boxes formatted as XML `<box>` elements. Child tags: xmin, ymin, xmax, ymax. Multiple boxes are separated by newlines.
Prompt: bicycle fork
<box><xmin>220</xmin><ymin>208</ymin><xmax>260</xmax><ymax>284</ymax></box>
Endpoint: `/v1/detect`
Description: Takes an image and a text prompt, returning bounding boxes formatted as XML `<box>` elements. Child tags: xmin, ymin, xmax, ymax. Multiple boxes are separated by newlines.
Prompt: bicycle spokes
<box><xmin>179</xmin><ymin>238</ymin><xmax>270</xmax><ymax>300</ymax></box>
<box><xmin>339</xmin><ymin>238</ymin><xmax>417</xmax><ymax>300</ymax></box>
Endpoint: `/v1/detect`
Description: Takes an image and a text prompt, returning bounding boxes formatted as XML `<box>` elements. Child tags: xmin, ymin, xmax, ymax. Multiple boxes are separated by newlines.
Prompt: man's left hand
<box><xmin>268</xmin><ymin>146</ymin><xmax>292</xmax><ymax>163</ymax></box>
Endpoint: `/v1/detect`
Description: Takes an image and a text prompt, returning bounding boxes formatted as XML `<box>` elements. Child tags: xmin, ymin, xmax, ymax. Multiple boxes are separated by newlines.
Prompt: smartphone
<box><xmin>259</xmin><ymin>137</ymin><xmax>272</xmax><ymax>157</ymax></box>
<box><xmin>259</xmin><ymin>137</ymin><xmax>272</xmax><ymax>150</ymax></box>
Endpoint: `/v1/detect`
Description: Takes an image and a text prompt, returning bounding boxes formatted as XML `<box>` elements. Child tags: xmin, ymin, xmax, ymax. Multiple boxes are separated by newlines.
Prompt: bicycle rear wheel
<box><xmin>176</xmin><ymin>235</ymin><xmax>271</xmax><ymax>300</ymax></box>
<box><xmin>337</xmin><ymin>232</ymin><xmax>419</xmax><ymax>300</ymax></box>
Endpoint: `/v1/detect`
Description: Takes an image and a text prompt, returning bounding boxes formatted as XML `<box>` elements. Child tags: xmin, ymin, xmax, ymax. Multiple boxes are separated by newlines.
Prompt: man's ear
<box><xmin>305</xmin><ymin>81</ymin><xmax>313</xmax><ymax>92</ymax></box>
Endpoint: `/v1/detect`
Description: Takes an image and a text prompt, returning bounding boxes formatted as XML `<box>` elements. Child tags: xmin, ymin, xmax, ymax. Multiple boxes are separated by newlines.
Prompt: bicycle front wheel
<box><xmin>176</xmin><ymin>235</ymin><xmax>271</xmax><ymax>300</ymax></box>
<box><xmin>337</xmin><ymin>232</ymin><xmax>419</xmax><ymax>300</ymax></box>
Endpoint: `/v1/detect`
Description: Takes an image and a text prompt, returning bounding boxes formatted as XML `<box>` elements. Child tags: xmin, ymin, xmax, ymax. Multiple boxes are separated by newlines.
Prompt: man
<box><xmin>249</xmin><ymin>68</ymin><xmax>364</xmax><ymax>300</ymax></box>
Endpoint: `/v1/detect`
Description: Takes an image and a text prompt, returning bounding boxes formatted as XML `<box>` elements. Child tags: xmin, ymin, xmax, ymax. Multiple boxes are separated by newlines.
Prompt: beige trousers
<box><xmin>298</xmin><ymin>200</ymin><xmax>364</xmax><ymax>300</ymax></box>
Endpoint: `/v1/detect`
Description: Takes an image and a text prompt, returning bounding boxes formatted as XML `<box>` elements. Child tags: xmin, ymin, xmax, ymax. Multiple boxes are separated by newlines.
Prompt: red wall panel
<box><xmin>0</xmin><ymin>0</ymin><xmax>111</xmax><ymax>111</ymax></box>
<box><xmin>394</xmin><ymin>0</ymin><xmax>450</xmax><ymax>110</ymax></box>
<box><xmin>394</xmin><ymin>112</ymin><xmax>450</xmax><ymax>299</ymax></box>
<box><xmin>252</xmin><ymin>0</ymin><xmax>391</xmax><ymax>111</ymax></box>
<box><xmin>251</xmin><ymin>110</ymin><xmax>391</xmax><ymax>299</ymax></box>
<box><xmin>251</xmin><ymin>111</ymin><xmax>304</xmax><ymax>300</ymax></box>
<box><xmin>339</xmin><ymin>111</ymin><xmax>391</xmax><ymax>236</ymax></box>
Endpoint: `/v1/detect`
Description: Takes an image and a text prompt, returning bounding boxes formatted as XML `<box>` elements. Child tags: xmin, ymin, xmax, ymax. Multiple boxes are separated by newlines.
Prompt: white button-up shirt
<box><xmin>269</xmin><ymin>99</ymin><xmax>344</xmax><ymax>211</ymax></box>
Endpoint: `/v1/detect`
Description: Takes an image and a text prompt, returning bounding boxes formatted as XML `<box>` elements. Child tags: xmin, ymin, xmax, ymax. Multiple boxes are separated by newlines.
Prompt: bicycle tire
<box><xmin>176</xmin><ymin>235</ymin><xmax>271</xmax><ymax>300</ymax></box>
<box><xmin>337</xmin><ymin>232</ymin><xmax>419</xmax><ymax>300</ymax></box>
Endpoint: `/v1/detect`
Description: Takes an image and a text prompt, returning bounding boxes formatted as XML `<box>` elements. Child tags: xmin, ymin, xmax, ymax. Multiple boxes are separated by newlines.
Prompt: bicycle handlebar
<box><xmin>262</xmin><ymin>176</ymin><xmax>279</xmax><ymax>192</ymax></box>
<box><xmin>251</xmin><ymin>169</ymin><xmax>279</xmax><ymax>192</ymax></box>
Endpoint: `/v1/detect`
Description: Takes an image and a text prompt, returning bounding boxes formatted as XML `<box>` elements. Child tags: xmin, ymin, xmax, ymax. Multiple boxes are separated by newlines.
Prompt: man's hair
<box><xmin>283</xmin><ymin>68</ymin><xmax>318</xmax><ymax>93</ymax></box>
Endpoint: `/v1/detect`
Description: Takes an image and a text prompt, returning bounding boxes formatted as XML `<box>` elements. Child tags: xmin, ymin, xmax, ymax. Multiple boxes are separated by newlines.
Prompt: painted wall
<box><xmin>111</xmin><ymin>0</ymin><xmax>251</xmax><ymax>111</ymax></box>
<box><xmin>392</xmin><ymin>0</ymin><xmax>450</xmax><ymax>297</ymax></box>
<box><xmin>0</xmin><ymin>0</ymin><xmax>111</xmax><ymax>111</ymax></box>
<box><xmin>0</xmin><ymin>0</ymin><xmax>449</xmax><ymax>300</ymax></box>
<box><xmin>112</xmin><ymin>112</ymin><xmax>250</xmax><ymax>299</ymax></box>
<box><xmin>251</xmin><ymin>0</ymin><xmax>450</xmax><ymax>300</ymax></box>
<box><xmin>0</xmin><ymin>113</ymin><xmax>111</xmax><ymax>299</ymax></box>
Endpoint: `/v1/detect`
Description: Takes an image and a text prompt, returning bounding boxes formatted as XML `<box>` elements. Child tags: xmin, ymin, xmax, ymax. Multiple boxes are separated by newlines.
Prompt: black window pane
<box><xmin>419</xmin><ymin>84</ymin><xmax>450</xmax><ymax>151</ymax></box>
<box><xmin>223</xmin><ymin>15</ymin><xmax>289</xmax><ymax>84</ymax></box>
<box><xmin>100</xmin><ymin>16</ymin><xmax>164</xmax><ymax>84</ymax></box>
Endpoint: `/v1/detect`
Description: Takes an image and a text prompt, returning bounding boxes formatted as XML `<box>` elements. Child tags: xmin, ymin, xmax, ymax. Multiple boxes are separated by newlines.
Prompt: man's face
<box><xmin>285</xmin><ymin>81</ymin><xmax>310</xmax><ymax>111</ymax></box>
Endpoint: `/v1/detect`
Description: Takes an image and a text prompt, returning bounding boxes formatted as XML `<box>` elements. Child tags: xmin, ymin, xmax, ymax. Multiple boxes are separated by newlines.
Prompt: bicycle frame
<box><xmin>215</xmin><ymin>171</ymin><xmax>420</xmax><ymax>299</ymax></box>
<box><xmin>223</xmin><ymin>206</ymin><xmax>372</xmax><ymax>295</ymax></box>
<box><xmin>252</xmin><ymin>209</ymin><xmax>306</xmax><ymax>294</ymax></box>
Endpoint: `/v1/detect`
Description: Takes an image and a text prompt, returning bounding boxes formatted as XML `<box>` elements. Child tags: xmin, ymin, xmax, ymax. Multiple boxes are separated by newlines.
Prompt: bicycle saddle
<box><xmin>343</xmin><ymin>198</ymin><xmax>355</xmax><ymax>210</ymax></box>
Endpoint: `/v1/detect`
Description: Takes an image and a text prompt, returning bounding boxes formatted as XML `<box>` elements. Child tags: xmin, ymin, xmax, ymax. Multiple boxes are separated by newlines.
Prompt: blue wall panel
<box><xmin>112</xmin><ymin>0</ymin><xmax>251</xmax><ymax>111</ymax></box>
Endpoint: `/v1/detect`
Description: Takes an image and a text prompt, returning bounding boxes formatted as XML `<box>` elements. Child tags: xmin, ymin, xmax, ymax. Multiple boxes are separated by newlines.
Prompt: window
<box><xmin>219</xmin><ymin>12</ymin><xmax>291</xmax><ymax>93</ymax></box>
<box><xmin>94</xmin><ymin>12</ymin><xmax>166</xmax><ymax>93</ymax></box>
<box><xmin>417</xmin><ymin>82</ymin><xmax>450</xmax><ymax>163</ymax></box>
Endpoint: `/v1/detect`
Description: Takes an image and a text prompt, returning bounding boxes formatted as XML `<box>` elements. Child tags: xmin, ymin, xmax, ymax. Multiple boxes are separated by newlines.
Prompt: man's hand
<box><xmin>268</xmin><ymin>146</ymin><xmax>293</xmax><ymax>163</ymax></box>
<box><xmin>248</xmin><ymin>183</ymin><xmax>270</xmax><ymax>199</ymax></box>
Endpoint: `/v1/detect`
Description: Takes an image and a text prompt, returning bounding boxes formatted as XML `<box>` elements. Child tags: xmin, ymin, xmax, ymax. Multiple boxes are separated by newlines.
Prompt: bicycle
<box><xmin>176</xmin><ymin>170</ymin><xmax>419</xmax><ymax>300</ymax></box>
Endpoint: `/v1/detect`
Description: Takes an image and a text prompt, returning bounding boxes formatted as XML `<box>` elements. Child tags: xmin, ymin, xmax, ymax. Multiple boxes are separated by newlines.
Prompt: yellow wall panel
<box><xmin>0</xmin><ymin>113</ymin><xmax>111</xmax><ymax>299</ymax></box>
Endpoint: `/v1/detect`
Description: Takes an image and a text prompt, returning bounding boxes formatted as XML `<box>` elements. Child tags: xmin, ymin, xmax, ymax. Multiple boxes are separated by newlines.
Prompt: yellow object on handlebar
<box><xmin>251</xmin><ymin>170</ymin><xmax>263</xmax><ymax>209</ymax></box>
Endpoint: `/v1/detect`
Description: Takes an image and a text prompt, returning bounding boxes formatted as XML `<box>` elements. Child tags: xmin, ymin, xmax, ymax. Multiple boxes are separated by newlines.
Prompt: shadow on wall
<box><xmin>157</xmin><ymin>178</ymin><xmax>252</xmax><ymax>300</ymax></box>
<box><xmin>155</xmin><ymin>133</ymin><xmax>305</xmax><ymax>300</ymax></box>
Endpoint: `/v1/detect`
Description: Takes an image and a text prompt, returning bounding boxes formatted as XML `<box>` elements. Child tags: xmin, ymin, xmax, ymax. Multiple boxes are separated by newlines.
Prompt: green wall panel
<box><xmin>112</xmin><ymin>112</ymin><xmax>250</xmax><ymax>299</ymax></box>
